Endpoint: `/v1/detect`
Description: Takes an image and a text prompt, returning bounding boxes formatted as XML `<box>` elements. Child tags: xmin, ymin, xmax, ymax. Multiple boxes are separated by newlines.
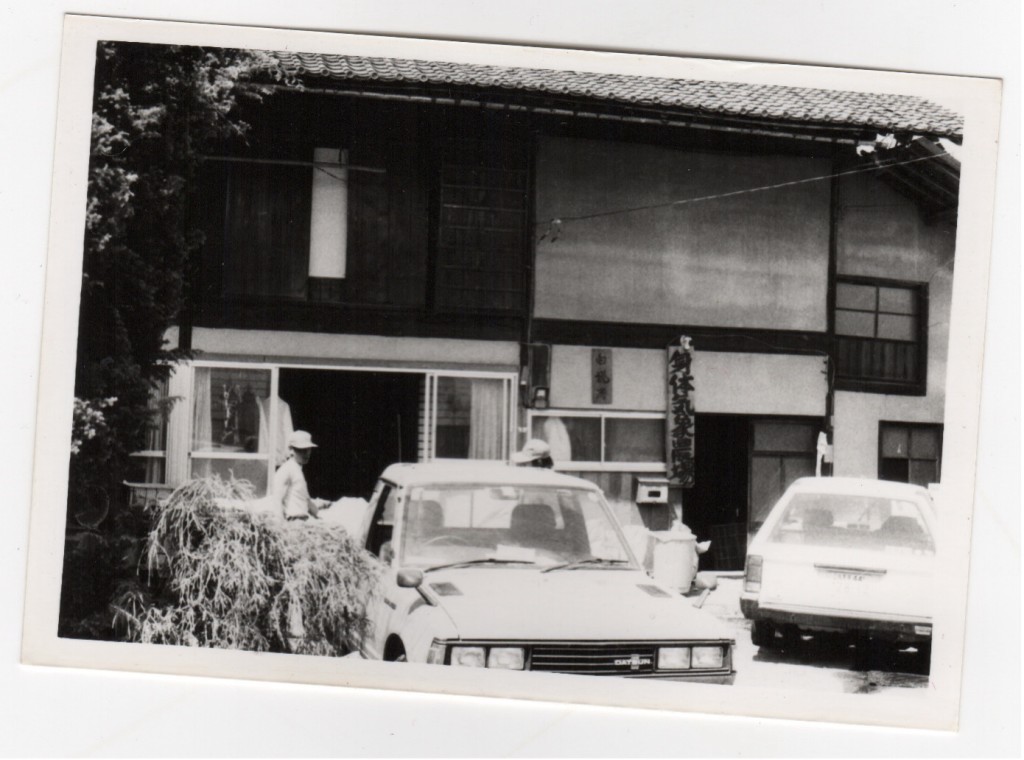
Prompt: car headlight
<box><xmin>691</xmin><ymin>645</ymin><xmax>725</xmax><ymax>669</ymax></box>
<box><xmin>657</xmin><ymin>646</ymin><xmax>691</xmax><ymax>670</ymax></box>
<box><xmin>450</xmin><ymin>646</ymin><xmax>486</xmax><ymax>667</ymax></box>
<box><xmin>487</xmin><ymin>647</ymin><xmax>525</xmax><ymax>670</ymax></box>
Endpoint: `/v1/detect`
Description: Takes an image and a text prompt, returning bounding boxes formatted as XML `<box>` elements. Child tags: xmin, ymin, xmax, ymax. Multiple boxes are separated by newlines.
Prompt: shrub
<box><xmin>113</xmin><ymin>476</ymin><xmax>380</xmax><ymax>655</ymax></box>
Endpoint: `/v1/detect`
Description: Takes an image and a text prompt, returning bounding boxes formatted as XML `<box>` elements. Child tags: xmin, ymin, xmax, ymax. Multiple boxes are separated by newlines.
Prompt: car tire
<box><xmin>750</xmin><ymin>619</ymin><xmax>777</xmax><ymax>649</ymax></box>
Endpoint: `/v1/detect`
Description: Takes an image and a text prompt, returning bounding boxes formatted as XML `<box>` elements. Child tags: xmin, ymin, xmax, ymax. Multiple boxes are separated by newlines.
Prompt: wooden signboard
<box><xmin>667</xmin><ymin>337</ymin><xmax>696</xmax><ymax>487</ymax></box>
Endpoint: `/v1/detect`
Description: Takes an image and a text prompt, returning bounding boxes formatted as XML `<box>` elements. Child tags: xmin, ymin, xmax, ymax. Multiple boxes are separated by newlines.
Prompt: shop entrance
<box><xmin>682</xmin><ymin>414</ymin><xmax>821</xmax><ymax>570</ymax></box>
<box><xmin>683</xmin><ymin>414</ymin><xmax>750</xmax><ymax>571</ymax></box>
<box><xmin>278</xmin><ymin>369</ymin><xmax>422</xmax><ymax>501</ymax></box>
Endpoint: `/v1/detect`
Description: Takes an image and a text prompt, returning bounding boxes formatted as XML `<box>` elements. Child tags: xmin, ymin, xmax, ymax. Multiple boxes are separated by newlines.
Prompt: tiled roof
<box><xmin>274</xmin><ymin>52</ymin><xmax>964</xmax><ymax>139</ymax></box>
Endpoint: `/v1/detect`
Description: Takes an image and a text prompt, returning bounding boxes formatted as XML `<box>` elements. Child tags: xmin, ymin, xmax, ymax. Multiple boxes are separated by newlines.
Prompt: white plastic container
<box><xmin>647</xmin><ymin>522</ymin><xmax>699</xmax><ymax>593</ymax></box>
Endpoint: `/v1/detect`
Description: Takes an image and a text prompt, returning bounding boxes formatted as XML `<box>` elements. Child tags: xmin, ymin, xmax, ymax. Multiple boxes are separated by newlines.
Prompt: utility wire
<box><xmin>536</xmin><ymin>152</ymin><xmax>950</xmax><ymax>230</ymax></box>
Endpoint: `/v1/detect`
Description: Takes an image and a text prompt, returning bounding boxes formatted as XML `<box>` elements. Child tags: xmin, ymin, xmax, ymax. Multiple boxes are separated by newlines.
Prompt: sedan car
<box><xmin>344</xmin><ymin>462</ymin><xmax>735</xmax><ymax>683</ymax></box>
<box><xmin>740</xmin><ymin>477</ymin><xmax>936</xmax><ymax>657</ymax></box>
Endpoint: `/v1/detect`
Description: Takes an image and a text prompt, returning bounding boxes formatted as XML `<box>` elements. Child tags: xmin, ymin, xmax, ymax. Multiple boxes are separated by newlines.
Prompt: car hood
<box><xmin>423</xmin><ymin>567</ymin><xmax>732</xmax><ymax>641</ymax></box>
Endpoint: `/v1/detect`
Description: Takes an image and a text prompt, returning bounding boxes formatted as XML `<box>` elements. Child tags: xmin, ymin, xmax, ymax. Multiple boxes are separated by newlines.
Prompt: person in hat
<box><xmin>271</xmin><ymin>430</ymin><xmax>331</xmax><ymax>521</ymax></box>
<box><xmin>512</xmin><ymin>438</ymin><xmax>554</xmax><ymax>469</ymax></box>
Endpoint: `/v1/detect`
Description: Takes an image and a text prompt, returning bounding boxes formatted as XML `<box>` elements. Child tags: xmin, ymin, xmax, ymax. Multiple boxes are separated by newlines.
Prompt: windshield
<box><xmin>769</xmin><ymin>492</ymin><xmax>935</xmax><ymax>554</ymax></box>
<box><xmin>398</xmin><ymin>484</ymin><xmax>637</xmax><ymax>570</ymax></box>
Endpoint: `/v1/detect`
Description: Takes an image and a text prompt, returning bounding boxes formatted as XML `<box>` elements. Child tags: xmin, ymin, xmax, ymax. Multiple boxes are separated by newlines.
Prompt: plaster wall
<box><xmin>534</xmin><ymin>136</ymin><xmax>832</xmax><ymax>330</ymax></box>
<box><xmin>191</xmin><ymin>327</ymin><xmax>519</xmax><ymax>371</ymax></box>
<box><xmin>831</xmin><ymin>172</ymin><xmax>955</xmax><ymax>479</ymax></box>
<box><xmin>549</xmin><ymin>346</ymin><xmax>826</xmax><ymax>416</ymax></box>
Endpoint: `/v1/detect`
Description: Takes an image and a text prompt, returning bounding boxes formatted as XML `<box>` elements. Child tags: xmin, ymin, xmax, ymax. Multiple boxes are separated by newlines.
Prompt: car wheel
<box><xmin>384</xmin><ymin>638</ymin><xmax>407</xmax><ymax>663</ymax></box>
<box><xmin>751</xmin><ymin>619</ymin><xmax>777</xmax><ymax>649</ymax></box>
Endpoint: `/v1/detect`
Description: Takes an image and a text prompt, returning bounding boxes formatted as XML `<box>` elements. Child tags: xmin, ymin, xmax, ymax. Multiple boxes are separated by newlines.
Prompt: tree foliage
<box><xmin>70</xmin><ymin>42</ymin><xmax>288</xmax><ymax>522</ymax></box>
<box><xmin>62</xmin><ymin>42</ymin><xmax>291</xmax><ymax>638</ymax></box>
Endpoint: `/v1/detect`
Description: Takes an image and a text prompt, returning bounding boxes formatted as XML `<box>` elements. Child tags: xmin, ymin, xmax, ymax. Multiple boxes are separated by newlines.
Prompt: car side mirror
<box><xmin>396</xmin><ymin>568</ymin><xmax>424</xmax><ymax>589</ymax></box>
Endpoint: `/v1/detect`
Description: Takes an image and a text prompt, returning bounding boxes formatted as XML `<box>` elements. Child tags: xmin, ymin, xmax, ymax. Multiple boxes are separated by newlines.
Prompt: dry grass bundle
<box><xmin>113</xmin><ymin>475</ymin><xmax>380</xmax><ymax>655</ymax></box>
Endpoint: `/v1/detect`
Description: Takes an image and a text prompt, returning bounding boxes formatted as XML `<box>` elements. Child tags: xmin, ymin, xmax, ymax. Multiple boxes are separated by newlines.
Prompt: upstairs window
<box><xmin>834</xmin><ymin>277</ymin><xmax>927</xmax><ymax>394</ymax></box>
<box><xmin>434</xmin><ymin>135</ymin><xmax>529</xmax><ymax>313</ymax></box>
<box><xmin>307</xmin><ymin>147</ymin><xmax>349</xmax><ymax>284</ymax></box>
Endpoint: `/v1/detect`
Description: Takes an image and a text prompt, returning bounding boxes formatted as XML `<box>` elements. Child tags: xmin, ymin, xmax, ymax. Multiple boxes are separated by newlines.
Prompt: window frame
<box><xmin>125</xmin><ymin>377</ymin><xmax>171</xmax><ymax>488</ymax></box>
<box><xmin>185</xmin><ymin>362</ymin><xmax>518</xmax><ymax>494</ymax></box>
<box><xmin>187</xmin><ymin>362</ymin><xmax>278</xmax><ymax>495</ymax></box>
<box><xmin>527</xmin><ymin>409</ymin><xmax>667</xmax><ymax>473</ymax></box>
<box><xmin>424</xmin><ymin>371</ymin><xmax>518</xmax><ymax>463</ymax></box>
<box><xmin>832</xmin><ymin>274</ymin><xmax>928</xmax><ymax>396</ymax></box>
<box><xmin>877</xmin><ymin>421</ymin><xmax>943</xmax><ymax>487</ymax></box>
<box><xmin>747</xmin><ymin>417</ymin><xmax>820</xmax><ymax>530</ymax></box>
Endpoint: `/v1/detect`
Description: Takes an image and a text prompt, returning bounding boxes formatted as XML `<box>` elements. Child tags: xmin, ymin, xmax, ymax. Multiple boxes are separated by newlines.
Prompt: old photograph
<box><xmin>19</xmin><ymin>14</ymin><xmax>1004</xmax><ymax>736</ymax></box>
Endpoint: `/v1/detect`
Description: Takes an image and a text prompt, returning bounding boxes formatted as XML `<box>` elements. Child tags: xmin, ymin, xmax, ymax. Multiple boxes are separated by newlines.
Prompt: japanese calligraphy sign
<box><xmin>667</xmin><ymin>337</ymin><xmax>696</xmax><ymax>487</ymax></box>
<box><xmin>591</xmin><ymin>348</ymin><xmax>612</xmax><ymax>404</ymax></box>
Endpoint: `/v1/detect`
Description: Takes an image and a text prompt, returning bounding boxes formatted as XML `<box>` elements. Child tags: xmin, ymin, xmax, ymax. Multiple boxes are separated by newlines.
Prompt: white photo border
<box><xmin>20</xmin><ymin>12</ymin><xmax>1004</xmax><ymax>733</ymax></box>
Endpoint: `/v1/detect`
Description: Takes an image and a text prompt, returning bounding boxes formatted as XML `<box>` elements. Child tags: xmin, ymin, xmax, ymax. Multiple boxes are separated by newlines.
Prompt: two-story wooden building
<box><xmin>129</xmin><ymin>53</ymin><xmax>962</xmax><ymax>569</ymax></box>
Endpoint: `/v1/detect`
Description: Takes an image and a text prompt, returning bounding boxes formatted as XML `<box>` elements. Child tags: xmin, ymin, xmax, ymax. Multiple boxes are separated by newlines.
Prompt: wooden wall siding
<box><xmin>835</xmin><ymin>337</ymin><xmax>919</xmax><ymax>386</ymax></box>
<box><xmin>223</xmin><ymin>162</ymin><xmax>311</xmax><ymax>300</ymax></box>
<box><xmin>344</xmin><ymin>103</ymin><xmax>429</xmax><ymax>307</ymax></box>
<box><xmin>201</xmin><ymin>99</ymin><xmax>430</xmax><ymax>309</ymax></box>
<box><xmin>435</xmin><ymin>137</ymin><xmax>528</xmax><ymax>313</ymax></box>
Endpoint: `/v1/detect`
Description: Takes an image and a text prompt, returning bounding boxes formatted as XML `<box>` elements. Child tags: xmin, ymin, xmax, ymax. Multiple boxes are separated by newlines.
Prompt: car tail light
<box><xmin>744</xmin><ymin>555</ymin><xmax>762</xmax><ymax>593</ymax></box>
<box><xmin>426</xmin><ymin>640</ymin><xmax>447</xmax><ymax>664</ymax></box>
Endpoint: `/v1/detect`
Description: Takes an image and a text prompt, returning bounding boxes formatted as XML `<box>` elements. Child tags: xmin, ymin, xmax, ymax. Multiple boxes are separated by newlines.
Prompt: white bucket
<box><xmin>647</xmin><ymin>523</ymin><xmax>699</xmax><ymax>593</ymax></box>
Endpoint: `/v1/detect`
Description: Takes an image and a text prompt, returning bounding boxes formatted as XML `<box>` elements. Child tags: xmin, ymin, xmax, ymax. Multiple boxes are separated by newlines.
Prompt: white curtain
<box><xmin>258</xmin><ymin>396</ymin><xmax>295</xmax><ymax>468</ymax></box>
<box><xmin>542</xmin><ymin>417</ymin><xmax>573</xmax><ymax>462</ymax></box>
<box><xmin>191</xmin><ymin>367</ymin><xmax>212</xmax><ymax>451</ymax></box>
<box><xmin>468</xmin><ymin>379</ymin><xmax>503</xmax><ymax>460</ymax></box>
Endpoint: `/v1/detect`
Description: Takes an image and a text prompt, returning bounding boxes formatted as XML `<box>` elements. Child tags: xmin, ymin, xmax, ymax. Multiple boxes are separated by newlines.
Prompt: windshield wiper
<box><xmin>424</xmin><ymin>558</ymin><xmax>538</xmax><ymax>573</ymax></box>
<box><xmin>541</xmin><ymin>558</ymin><xmax>630</xmax><ymax>573</ymax></box>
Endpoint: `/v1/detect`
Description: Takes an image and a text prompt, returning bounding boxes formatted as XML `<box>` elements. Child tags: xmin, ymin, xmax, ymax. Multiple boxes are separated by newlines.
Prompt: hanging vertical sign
<box><xmin>592</xmin><ymin>348</ymin><xmax>613</xmax><ymax>404</ymax></box>
<box><xmin>667</xmin><ymin>336</ymin><xmax>696</xmax><ymax>487</ymax></box>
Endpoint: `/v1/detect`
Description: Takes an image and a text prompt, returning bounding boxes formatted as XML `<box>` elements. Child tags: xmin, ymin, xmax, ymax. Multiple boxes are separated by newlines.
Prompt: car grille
<box><xmin>530</xmin><ymin>643</ymin><xmax>658</xmax><ymax>675</ymax></box>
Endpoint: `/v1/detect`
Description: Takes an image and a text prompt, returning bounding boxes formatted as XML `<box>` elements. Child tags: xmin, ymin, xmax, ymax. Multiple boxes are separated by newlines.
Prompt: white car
<box><xmin>740</xmin><ymin>477</ymin><xmax>936</xmax><ymax>657</ymax></box>
<box><xmin>346</xmin><ymin>462</ymin><xmax>735</xmax><ymax>683</ymax></box>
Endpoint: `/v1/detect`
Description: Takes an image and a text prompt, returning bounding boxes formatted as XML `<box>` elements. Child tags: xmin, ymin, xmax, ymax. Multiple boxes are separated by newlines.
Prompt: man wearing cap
<box><xmin>512</xmin><ymin>438</ymin><xmax>554</xmax><ymax>469</ymax></box>
<box><xmin>272</xmin><ymin>430</ymin><xmax>330</xmax><ymax>521</ymax></box>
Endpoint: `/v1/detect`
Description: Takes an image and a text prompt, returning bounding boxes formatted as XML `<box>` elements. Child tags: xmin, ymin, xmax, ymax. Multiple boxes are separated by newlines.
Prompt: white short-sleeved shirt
<box><xmin>272</xmin><ymin>457</ymin><xmax>312</xmax><ymax>519</ymax></box>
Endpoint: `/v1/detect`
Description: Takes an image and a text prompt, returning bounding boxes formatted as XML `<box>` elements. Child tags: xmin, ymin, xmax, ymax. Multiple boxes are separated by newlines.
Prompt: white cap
<box><xmin>287</xmin><ymin>430</ymin><xmax>318</xmax><ymax>449</ymax></box>
<box><xmin>512</xmin><ymin>438</ymin><xmax>551</xmax><ymax>463</ymax></box>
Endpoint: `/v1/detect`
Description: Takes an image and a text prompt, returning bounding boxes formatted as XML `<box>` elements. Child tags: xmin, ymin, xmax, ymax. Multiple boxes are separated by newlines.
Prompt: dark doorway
<box><xmin>683</xmin><ymin>414</ymin><xmax>750</xmax><ymax>571</ymax></box>
<box><xmin>278</xmin><ymin>369</ymin><xmax>421</xmax><ymax>501</ymax></box>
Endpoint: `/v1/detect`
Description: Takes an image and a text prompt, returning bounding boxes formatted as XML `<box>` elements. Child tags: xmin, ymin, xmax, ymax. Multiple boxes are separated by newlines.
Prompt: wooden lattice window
<box><xmin>434</xmin><ymin>137</ymin><xmax>528</xmax><ymax>313</ymax></box>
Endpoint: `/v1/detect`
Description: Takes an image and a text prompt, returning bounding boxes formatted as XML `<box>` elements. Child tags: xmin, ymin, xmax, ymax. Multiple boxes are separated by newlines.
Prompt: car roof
<box><xmin>379</xmin><ymin>461</ymin><xmax>601</xmax><ymax>490</ymax></box>
<box><xmin>787</xmin><ymin>476</ymin><xmax>933</xmax><ymax>501</ymax></box>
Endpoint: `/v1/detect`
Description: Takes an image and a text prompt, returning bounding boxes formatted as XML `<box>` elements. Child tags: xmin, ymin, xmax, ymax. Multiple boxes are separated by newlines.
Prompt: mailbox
<box><xmin>634</xmin><ymin>476</ymin><xmax>670</xmax><ymax>505</ymax></box>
